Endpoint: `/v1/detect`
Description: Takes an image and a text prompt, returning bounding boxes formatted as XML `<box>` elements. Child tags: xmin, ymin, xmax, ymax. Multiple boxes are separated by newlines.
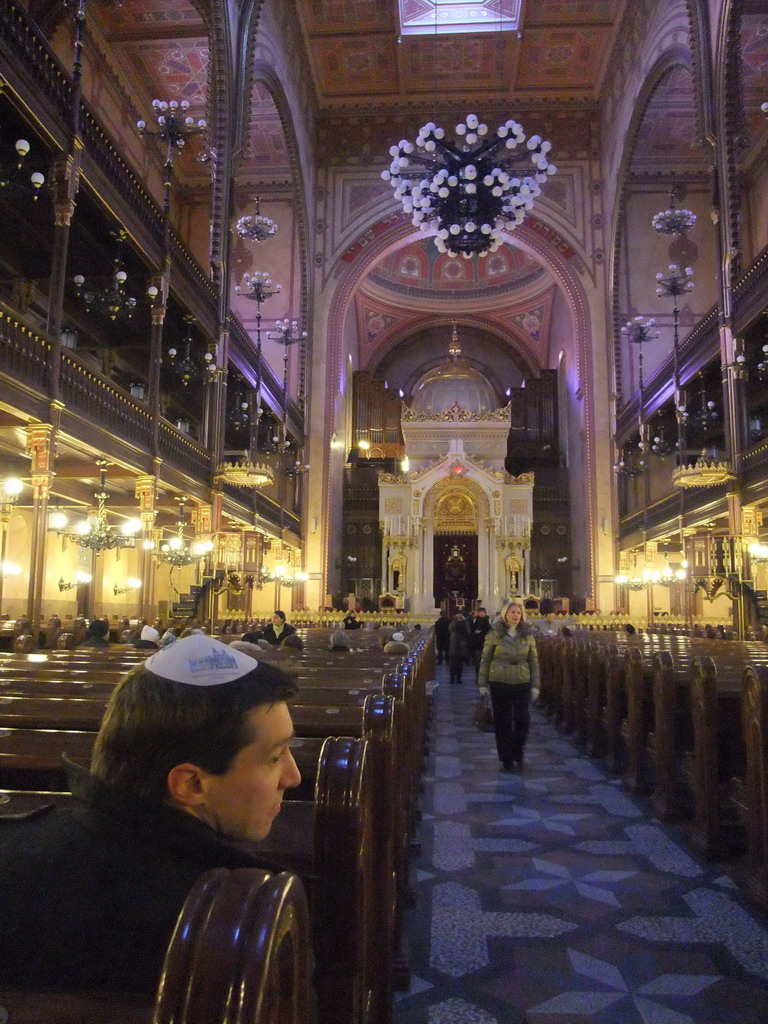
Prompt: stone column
<box><xmin>134</xmin><ymin>474</ymin><xmax>158</xmax><ymax>620</ymax></box>
<box><xmin>25</xmin><ymin>424</ymin><xmax>57</xmax><ymax>628</ymax></box>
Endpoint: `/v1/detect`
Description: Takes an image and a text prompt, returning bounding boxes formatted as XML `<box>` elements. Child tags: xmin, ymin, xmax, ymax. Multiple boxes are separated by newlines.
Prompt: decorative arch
<box><xmin>608</xmin><ymin>46</ymin><xmax>702</xmax><ymax>404</ymax></box>
<box><xmin>367</xmin><ymin>313</ymin><xmax>542</xmax><ymax>384</ymax></box>
<box><xmin>316</xmin><ymin>213</ymin><xmax>594</xmax><ymax>599</ymax></box>
<box><xmin>422</xmin><ymin>474</ymin><xmax>491</xmax><ymax>523</ymax></box>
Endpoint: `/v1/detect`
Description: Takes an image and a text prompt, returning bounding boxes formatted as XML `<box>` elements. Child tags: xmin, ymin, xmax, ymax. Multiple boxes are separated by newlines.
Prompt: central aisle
<box><xmin>395</xmin><ymin>664</ymin><xmax>768</xmax><ymax>1024</ymax></box>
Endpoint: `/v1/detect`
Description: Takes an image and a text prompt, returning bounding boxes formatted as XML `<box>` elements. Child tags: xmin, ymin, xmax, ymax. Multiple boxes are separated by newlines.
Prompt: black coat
<box><xmin>261</xmin><ymin>621</ymin><xmax>297</xmax><ymax>645</ymax></box>
<box><xmin>434</xmin><ymin>615</ymin><xmax>451</xmax><ymax>650</ymax></box>
<box><xmin>0</xmin><ymin>763</ymin><xmax>275</xmax><ymax>994</ymax></box>
<box><xmin>468</xmin><ymin>615</ymin><xmax>492</xmax><ymax>652</ymax></box>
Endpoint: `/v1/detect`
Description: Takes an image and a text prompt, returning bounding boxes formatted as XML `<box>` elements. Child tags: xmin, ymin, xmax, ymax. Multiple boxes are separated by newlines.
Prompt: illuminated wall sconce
<box><xmin>113</xmin><ymin>577</ymin><xmax>142</xmax><ymax>596</ymax></box>
<box><xmin>0</xmin><ymin>561</ymin><xmax>22</xmax><ymax>578</ymax></box>
<box><xmin>59</xmin><ymin>571</ymin><xmax>93</xmax><ymax>591</ymax></box>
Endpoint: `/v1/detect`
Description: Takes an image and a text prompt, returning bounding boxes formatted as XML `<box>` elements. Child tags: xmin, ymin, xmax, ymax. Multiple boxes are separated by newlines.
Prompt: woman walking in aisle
<box><xmin>477</xmin><ymin>600</ymin><xmax>539</xmax><ymax>771</ymax></box>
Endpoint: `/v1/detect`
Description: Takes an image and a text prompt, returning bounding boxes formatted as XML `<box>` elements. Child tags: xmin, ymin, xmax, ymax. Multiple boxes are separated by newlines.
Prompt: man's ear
<box><xmin>166</xmin><ymin>763</ymin><xmax>207</xmax><ymax>808</ymax></box>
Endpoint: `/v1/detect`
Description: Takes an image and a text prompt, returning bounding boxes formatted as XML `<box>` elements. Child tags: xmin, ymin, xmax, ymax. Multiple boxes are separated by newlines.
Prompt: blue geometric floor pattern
<box><xmin>395</xmin><ymin>664</ymin><xmax>768</xmax><ymax>1024</ymax></box>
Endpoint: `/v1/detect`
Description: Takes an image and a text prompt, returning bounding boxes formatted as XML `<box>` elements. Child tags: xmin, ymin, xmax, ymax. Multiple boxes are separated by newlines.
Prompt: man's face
<box><xmin>477</xmin><ymin>610</ymin><xmax>487</xmax><ymax>618</ymax></box>
<box><xmin>271</xmin><ymin>613</ymin><xmax>283</xmax><ymax>627</ymax></box>
<box><xmin>193</xmin><ymin>703</ymin><xmax>301</xmax><ymax>841</ymax></box>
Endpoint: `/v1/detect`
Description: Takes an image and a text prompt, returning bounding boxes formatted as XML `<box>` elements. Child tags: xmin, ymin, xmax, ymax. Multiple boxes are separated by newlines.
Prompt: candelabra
<box><xmin>655</xmin><ymin>263</ymin><xmax>694</xmax><ymax>451</ymax></box>
<box><xmin>73</xmin><ymin>230</ymin><xmax>139</xmax><ymax>322</ymax></box>
<box><xmin>137</xmin><ymin>99</ymin><xmax>207</xmax><ymax>165</ymax></box>
<box><xmin>613</xmin><ymin>441</ymin><xmax>647</xmax><ymax>477</ymax></box>
<box><xmin>267</xmin><ymin>317</ymin><xmax>308</xmax><ymax>454</ymax></box>
<box><xmin>236</xmin><ymin>271</ymin><xmax>281</xmax><ymax>426</ymax></box>
<box><xmin>382</xmin><ymin>113</ymin><xmax>556</xmax><ymax>258</ymax></box>
<box><xmin>0</xmin><ymin>138</ymin><xmax>46</xmax><ymax>198</ymax></box>
<box><xmin>650</xmin><ymin>422</ymin><xmax>676</xmax><ymax>457</ymax></box>
<box><xmin>165</xmin><ymin>316</ymin><xmax>216</xmax><ymax>389</ymax></box>
<box><xmin>755</xmin><ymin>344</ymin><xmax>768</xmax><ymax>381</ymax></box>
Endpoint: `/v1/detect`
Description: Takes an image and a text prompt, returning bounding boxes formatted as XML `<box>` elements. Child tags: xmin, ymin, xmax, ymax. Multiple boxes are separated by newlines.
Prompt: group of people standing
<box><xmin>435</xmin><ymin>601</ymin><xmax>540</xmax><ymax>773</ymax></box>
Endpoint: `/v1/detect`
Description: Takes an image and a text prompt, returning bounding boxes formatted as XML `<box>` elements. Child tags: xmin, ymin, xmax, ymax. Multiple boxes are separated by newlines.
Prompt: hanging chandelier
<box><xmin>652</xmin><ymin>192</ymin><xmax>696</xmax><ymax>236</ymax></box>
<box><xmin>49</xmin><ymin>460</ymin><xmax>142</xmax><ymax>553</ymax></box>
<box><xmin>154</xmin><ymin>498</ymin><xmax>214</xmax><ymax>567</ymax></box>
<box><xmin>260</xmin><ymin>564</ymin><xmax>309</xmax><ymax>588</ymax></box>
<box><xmin>382</xmin><ymin>113</ymin><xmax>556</xmax><ymax>258</ymax></box>
<box><xmin>165</xmin><ymin>316</ymin><xmax>217</xmax><ymax>388</ymax></box>
<box><xmin>613</xmin><ymin>441</ymin><xmax>647</xmax><ymax>477</ymax></box>
<box><xmin>671</xmin><ymin>450</ymin><xmax>735</xmax><ymax>489</ymax></box>
<box><xmin>73</xmin><ymin>230</ymin><xmax>139</xmax><ymax>323</ymax></box>
<box><xmin>215</xmin><ymin>454</ymin><xmax>274</xmax><ymax>488</ymax></box>
<box><xmin>236</xmin><ymin>196</ymin><xmax>278</xmax><ymax>242</ymax></box>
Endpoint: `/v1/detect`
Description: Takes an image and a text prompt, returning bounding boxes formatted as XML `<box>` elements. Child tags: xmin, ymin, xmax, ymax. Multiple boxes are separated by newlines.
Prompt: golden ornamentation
<box><xmin>215</xmin><ymin>458</ymin><xmax>274</xmax><ymax>488</ymax></box>
<box><xmin>672</xmin><ymin>456</ymin><xmax>735</xmax><ymax>489</ymax></box>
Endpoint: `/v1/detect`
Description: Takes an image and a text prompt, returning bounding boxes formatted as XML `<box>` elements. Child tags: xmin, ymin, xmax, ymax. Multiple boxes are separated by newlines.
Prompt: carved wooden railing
<box><xmin>60</xmin><ymin>352</ymin><xmax>153</xmax><ymax>451</ymax></box>
<box><xmin>158</xmin><ymin>421</ymin><xmax>212</xmax><ymax>480</ymax></box>
<box><xmin>733</xmin><ymin>239</ymin><xmax>768</xmax><ymax>333</ymax></box>
<box><xmin>0</xmin><ymin>307</ymin><xmax>52</xmax><ymax>393</ymax></box>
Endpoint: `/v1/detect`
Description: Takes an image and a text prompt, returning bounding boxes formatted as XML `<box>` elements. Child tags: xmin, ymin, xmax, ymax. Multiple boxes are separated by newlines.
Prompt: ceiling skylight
<box><xmin>398</xmin><ymin>0</ymin><xmax>522</xmax><ymax>37</ymax></box>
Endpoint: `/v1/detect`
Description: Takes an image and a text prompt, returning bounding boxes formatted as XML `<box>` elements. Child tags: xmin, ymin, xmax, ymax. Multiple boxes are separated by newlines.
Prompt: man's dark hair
<box><xmin>87</xmin><ymin>619</ymin><xmax>110</xmax><ymax>639</ymax></box>
<box><xmin>273</xmin><ymin>610</ymin><xmax>286</xmax><ymax>622</ymax></box>
<box><xmin>91</xmin><ymin>660</ymin><xmax>297</xmax><ymax>803</ymax></box>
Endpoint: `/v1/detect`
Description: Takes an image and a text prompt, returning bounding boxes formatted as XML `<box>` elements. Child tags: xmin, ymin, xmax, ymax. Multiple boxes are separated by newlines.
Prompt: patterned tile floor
<box><xmin>395</xmin><ymin>665</ymin><xmax>768</xmax><ymax>1024</ymax></box>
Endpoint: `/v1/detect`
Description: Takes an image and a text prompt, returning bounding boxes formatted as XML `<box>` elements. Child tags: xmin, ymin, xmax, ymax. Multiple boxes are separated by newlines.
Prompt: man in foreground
<box><xmin>0</xmin><ymin>634</ymin><xmax>301</xmax><ymax>994</ymax></box>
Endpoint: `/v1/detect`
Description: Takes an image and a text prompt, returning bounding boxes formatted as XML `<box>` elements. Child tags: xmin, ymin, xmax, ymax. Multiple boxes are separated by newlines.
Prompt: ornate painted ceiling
<box><xmin>88</xmin><ymin>0</ymin><xmax>768</xmax><ymax>387</ymax></box>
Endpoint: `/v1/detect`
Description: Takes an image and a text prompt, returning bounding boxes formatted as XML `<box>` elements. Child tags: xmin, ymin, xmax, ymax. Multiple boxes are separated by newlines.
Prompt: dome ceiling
<box><xmin>364</xmin><ymin>239</ymin><xmax>547</xmax><ymax>299</ymax></box>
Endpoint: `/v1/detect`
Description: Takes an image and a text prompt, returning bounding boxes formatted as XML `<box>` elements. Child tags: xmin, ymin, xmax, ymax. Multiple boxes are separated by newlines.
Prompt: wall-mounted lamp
<box><xmin>113</xmin><ymin>577</ymin><xmax>142</xmax><ymax>596</ymax></box>
<box><xmin>59</xmin><ymin>571</ymin><xmax>92</xmax><ymax>591</ymax></box>
<box><xmin>1</xmin><ymin>561</ymin><xmax>22</xmax><ymax>578</ymax></box>
<box><xmin>0</xmin><ymin>477</ymin><xmax>23</xmax><ymax>515</ymax></box>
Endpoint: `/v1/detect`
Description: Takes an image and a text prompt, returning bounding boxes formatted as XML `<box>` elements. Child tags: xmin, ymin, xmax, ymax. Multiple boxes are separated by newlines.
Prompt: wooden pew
<box><xmin>0</xmin><ymin>868</ymin><xmax>312</xmax><ymax>1024</ymax></box>
<box><xmin>155</xmin><ymin>866</ymin><xmax>312</xmax><ymax>1024</ymax></box>
<box><xmin>730</xmin><ymin>664</ymin><xmax>768</xmax><ymax>914</ymax></box>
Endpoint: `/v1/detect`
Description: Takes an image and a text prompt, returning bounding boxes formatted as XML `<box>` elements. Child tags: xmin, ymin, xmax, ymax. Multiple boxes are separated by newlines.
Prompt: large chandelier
<box><xmin>215</xmin><ymin>454</ymin><xmax>274</xmax><ymax>488</ymax></box>
<box><xmin>672</xmin><ymin>450</ymin><xmax>735</xmax><ymax>489</ymax></box>
<box><xmin>49</xmin><ymin>460</ymin><xmax>141</xmax><ymax>553</ymax></box>
<box><xmin>382</xmin><ymin>114</ymin><xmax>556</xmax><ymax>258</ymax></box>
<box><xmin>260</xmin><ymin>564</ymin><xmax>309</xmax><ymax>588</ymax></box>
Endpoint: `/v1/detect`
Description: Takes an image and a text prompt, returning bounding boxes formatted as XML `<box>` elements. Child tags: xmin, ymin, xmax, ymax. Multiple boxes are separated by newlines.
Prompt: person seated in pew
<box><xmin>133</xmin><ymin>624</ymin><xmax>160</xmax><ymax>649</ymax></box>
<box><xmin>241</xmin><ymin>626</ymin><xmax>266</xmax><ymax>643</ymax></box>
<box><xmin>262</xmin><ymin>610</ymin><xmax>297</xmax><ymax>645</ymax></box>
<box><xmin>383</xmin><ymin>631</ymin><xmax>410</xmax><ymax>656</ymax></box>
<box><xmin>79</xmin><ymin>617</ymin><xmax>111</xmax><ymax>648</ymax></box>
<box><xmin>329</xmin><ymin>629</ymin><xmax>351</xmax><ymax>651</ymax></box>
<box><xmin>0</xmin><ymin>634</ymin><xmax>302</xmax><ymax>995</ymax></box>
<box><xmin>280</xmin><ymin>632</ymin><xmax>304</xmax><ymax>651</ymax></box>
<box><xmin>342</xmin><ymin>609</ymin><xmax>362</xmax><ymax>630</ymax></box>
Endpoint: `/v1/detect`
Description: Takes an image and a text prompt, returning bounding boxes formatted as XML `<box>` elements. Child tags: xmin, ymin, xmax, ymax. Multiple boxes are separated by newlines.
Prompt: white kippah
<box><xmin>141</xmin><ymin>625</ymin><xmax>159</xmax><ymax>642</ymax></box>
<box><xmin>145</xmin><ymin>634</ymin><xmax>258</xmax><ymax>686</ymax></box>
<box><xmin>391</xmin><ymin>631</ymin><xmax>405</xmax><ymax>642</ymax></box>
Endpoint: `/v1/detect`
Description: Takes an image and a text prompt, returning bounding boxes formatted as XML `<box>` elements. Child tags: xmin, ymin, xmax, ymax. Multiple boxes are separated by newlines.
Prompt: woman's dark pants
<box><xmin>489</xmin><ymin>682</ymin><xmax>532</xmax><ymax>765</ymax></box>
